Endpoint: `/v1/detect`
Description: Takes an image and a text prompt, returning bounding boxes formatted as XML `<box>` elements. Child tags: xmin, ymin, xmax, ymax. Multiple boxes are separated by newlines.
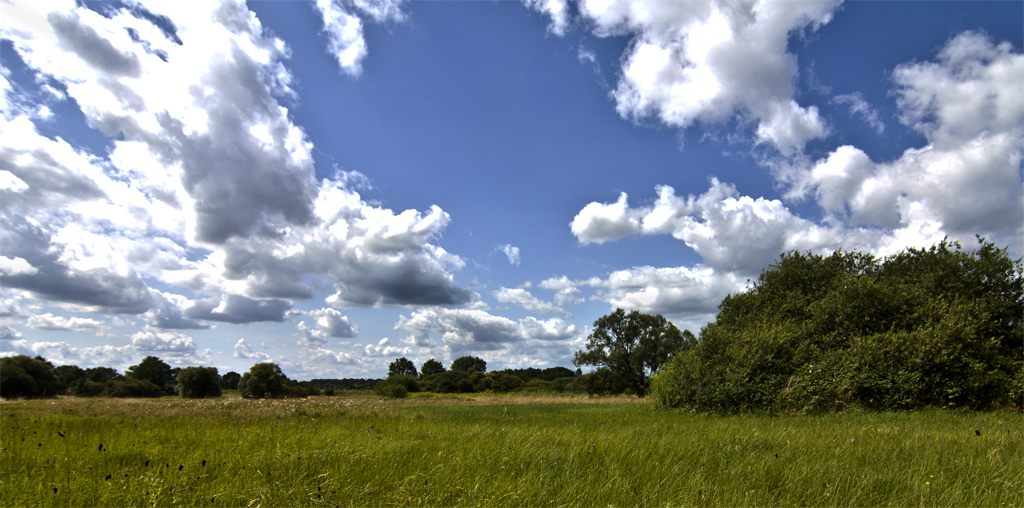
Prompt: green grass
<box><xmin>1</xmin><ymin>395</ymin><xmax>1020</xmax><ymax>507</ymax></box>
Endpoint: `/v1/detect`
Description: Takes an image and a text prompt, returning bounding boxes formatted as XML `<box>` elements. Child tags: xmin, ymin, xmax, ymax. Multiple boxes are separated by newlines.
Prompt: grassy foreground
<box><xmin>1</xmin><ymin>395</ymin><xmax>1020</xmax><ymax>507</ymax></box>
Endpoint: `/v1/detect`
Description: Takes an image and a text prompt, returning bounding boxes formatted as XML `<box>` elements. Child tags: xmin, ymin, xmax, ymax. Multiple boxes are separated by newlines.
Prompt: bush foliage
<box><xmin>651</xmin><ymin>238</ymin><xmax>1023</xmax><ymax>413</ymax></box>
<box><xmin>177</xmin><ymin>366</ymin><xmax>222</xmax><ymax>398</ymax></box>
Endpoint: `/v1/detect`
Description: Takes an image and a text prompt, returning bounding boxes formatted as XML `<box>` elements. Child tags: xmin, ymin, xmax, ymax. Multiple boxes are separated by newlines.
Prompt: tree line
<box><xmin>0</xmin><ymin>354</ymin><xmax>589</xmax><ymax>400</ymax></box>
<box><xmin>5</xmin><ymin>238</ymin><xmax>1018</xmax><ymax>411</ymax></box>
<box><xmin>372</xmin><ymin>355</ymin><xmax>586</xmax><ymax>398</ymax></box>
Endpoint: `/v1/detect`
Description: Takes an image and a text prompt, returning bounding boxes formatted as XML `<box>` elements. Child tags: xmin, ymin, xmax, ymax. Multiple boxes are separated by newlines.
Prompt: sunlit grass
<box><xmin>1</xmin><ymin>396</ymin><xmax>1020</xmax><ymax>507</ymax></box>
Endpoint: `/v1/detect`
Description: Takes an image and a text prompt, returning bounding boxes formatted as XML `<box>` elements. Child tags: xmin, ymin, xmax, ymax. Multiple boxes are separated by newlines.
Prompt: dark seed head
<box><xmin>53</xmin><ymin>488</ymin><xmax>58</xmax><ymax>494</ymax></box>
<box><xmin>975</xmin><ymin>430</ymin><xmax>981</xmax><ymax>436</ymax></box>
<box><xmin>145</xmin><ymin>460</ymin><xmax>149</xmax><ymax>467</ymax></box>
<box><xmin>105</xmin><ymin>474</ymin><xmax>111</xmax><ymax>481</ymax></box>
<box><xmin>57</xmin><ymin>431</ymin><xmax>65</xmax><ymax>438</ymax></box>
<box><xmin>202</xmin><ymin>459</ymin><xmax>206</xmax><ymax>466</ymax></box>
<box><xmin>98</xmin><ymin>444</ymin><xmax>103</xmax><ymax>452</ymax></box>
<box><xmin>178</xmin><ymin>465</ymin><xmax>184</xmax><ymax>471</ymax></box>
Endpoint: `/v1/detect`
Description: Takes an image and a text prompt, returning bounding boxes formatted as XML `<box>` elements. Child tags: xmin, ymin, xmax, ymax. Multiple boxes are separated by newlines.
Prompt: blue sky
<box><xmin>1</xmin><ymin>0</ymin><xmax>1021</xmax><ymax>379</ymax></box>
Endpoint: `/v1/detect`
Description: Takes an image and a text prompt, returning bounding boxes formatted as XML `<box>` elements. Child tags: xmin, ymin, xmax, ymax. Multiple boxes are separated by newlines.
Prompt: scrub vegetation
<box><xmin>1</xmin><ymin>395</ymin><xmax>1020</xmax><ymax>507</ymax></box>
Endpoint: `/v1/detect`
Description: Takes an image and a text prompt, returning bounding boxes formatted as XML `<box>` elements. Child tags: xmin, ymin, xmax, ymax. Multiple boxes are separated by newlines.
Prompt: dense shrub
<box><xmin>177</xmin><ymin>366</ymin><xmax>222</xmax><ymax>398</ymax></box>
<box><xmin>105</xmin><ymin>378</ymin><xmax>165</xmax><ymax>398</ymax></box>
<box><xmin>70</xmin><ymin>379</ymin><xmax>107</xmax><ymax>397</ymax></box>
<box><xmin>374</xmin><ymin>375</ymin><xmax>418</xmax><ymax>398</ymax></box>
<box><xmin>491</xmin><ymin>373</ymin><xmax>525</xmax><ymax>393</ymax></box>
<box><xmin>651</xmin><ymin>239</ymin><xmax>1023</xmax><ymax>413</ymax></box>
<box><xmin>421</xmin><ymin>370</ymin><xmax>475</xmax><ymax>393</ymax></box>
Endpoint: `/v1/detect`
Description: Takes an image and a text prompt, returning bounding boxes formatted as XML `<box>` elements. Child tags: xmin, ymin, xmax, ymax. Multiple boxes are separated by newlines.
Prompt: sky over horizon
<box><xmin>1</xmin><ymin>0</ymin><xmax>1021</xmax><ymax>379</ymax></box>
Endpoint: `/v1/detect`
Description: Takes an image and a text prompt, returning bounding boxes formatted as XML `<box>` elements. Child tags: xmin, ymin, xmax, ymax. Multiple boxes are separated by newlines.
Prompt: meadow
<box><xmin>1</xmin><ymin>394</ymin><xmax>1020</xmax><ymax>507</ymax></box>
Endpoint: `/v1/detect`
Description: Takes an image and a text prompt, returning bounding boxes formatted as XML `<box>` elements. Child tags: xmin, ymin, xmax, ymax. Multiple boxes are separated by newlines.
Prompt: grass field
<box><xmin>1</xmin><ymin>394</ymin><xmax>1020</xmax><ymax>507</ymax></box>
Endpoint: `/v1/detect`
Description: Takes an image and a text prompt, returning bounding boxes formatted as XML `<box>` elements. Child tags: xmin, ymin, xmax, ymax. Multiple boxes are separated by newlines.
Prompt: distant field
<box><xmin>1</xmin><ymin>395</ymin><xmax>1020</xmax><ymax>507</ymax></box>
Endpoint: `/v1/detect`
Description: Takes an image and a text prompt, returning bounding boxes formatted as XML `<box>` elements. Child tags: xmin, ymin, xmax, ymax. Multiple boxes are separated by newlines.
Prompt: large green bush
<box><xmin>651</xmin><ymin>239</ymin><xmax>1023</xmax><ymax>413</ymax></box>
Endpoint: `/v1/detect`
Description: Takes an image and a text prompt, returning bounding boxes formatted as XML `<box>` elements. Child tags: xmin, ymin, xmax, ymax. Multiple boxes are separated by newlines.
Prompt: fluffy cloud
<box><xmin>295</xmin><ymin>308</ymin><xmax>358</xmax><ymax>348</ymax></box>
<box><xmin>529</xmin><ymin>0</ymin><xmax>839</xmax><ymax>155</ymax></box>
<box><xmin>494</xmin><ymin>287</ymin><xmax>567</xmax><ymax>316</ymax></box>
<box><xmin>309</xmin><ymin>308</ymin><xmax>359</xmax><ymax>338</ymax></box>
<box><xmin>26</xmin><ymin>313</ymin><xmax>104</xmax><ymax>331</ymax></box>
<box><xmin>538</xmin><ymin>276</ymin><xmax>584</xmax><ymax>306</ymax></box>
<box><xmin>0</xmin><ymin>0</ymin><xmax>470</xmax><ymax>331</ymax></box>
<box><xmin>0</xmin><ymin>329</ymin><xmax>206</xmax><ymax>367</ymax></box>
<box><xmin>313</xmin><ymin>0</ymin><xmax>405</xmax><ymax>76</ymax></box>
<box><xmin>394</xmin><ymin>307</ymin><xmax>583</xmax><ymax>355</ymax></box>
<box><xmin>583</xmin><ymin>265</ymin><xmax>747</xmax><ymax>326</ymax></box>
<box><xmin>363</xmin><ymin>337</ymin><xmax>410</xmax><ymax>357</ymax></box>
<box><xmin>129</xmin><ymin>330</ymin><xmax>208</xmax><ymax>362</ymax></box>
<box><xmin>497</xmin><ymin>244</ymin><xmax>521</xmax><ymax>266</ymax></box>
<box><xmin>573</xmin><ymin>180</ymin><xmax>870</xmax><ymax>275</ymax></box>
<box><xmin>788</xmin><ymin>32</ymin><xmax>1024</xmax><ymax>254</ymax></box>
<box><xmin>570</xmin><ymin>192</ymin><xmax>643</xmax><ymax>244</ymax></box>
<box><xmin>233</xmin><ymin>338</ymin><xmax>271</xmax><ymax>361</ymax></box>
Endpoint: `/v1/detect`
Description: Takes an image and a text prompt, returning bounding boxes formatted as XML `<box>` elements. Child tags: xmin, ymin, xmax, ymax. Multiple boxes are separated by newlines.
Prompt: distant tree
<box><xmin>126</xmin><ymin>356</ymin><xmax>175</xmax><ymax>394</ymax></box>
<box><xmin>84</xmin><ymin>366</ymin><xmax>123</xmax><ymax>383</ymax></box>
<box><xmin>238</xmin><ymin>363</ymin><xmax>287</xmax><ymax>399</ymax></box>
<box><xmin>451</xmin><ymin>356</ymin><xmax>487</xmax><ymax>373</ymax></box>
<box><xmin>53</xmin><ymin>364</ymin><xmax>86</xmax><ymax>392</ymax></box>
<box><xmin>573</xmin><ymin>309</ymin><xmax>689</xmax><ymax>396</ymax></box>
<box><xmin>375</xmin><ymin>374</ymin><xmax>419</xmax><ymax>398</ymax></box>
<box><xmin>0</xmin><ymin>355</ymin><xmax>59</xmax><ymax>399</ymax></box>
<box><xmin>220</xmin><ymin>371</ymin><xmax>241</xmax><ymax>390</ymax></box>
<box><xmin>177</xmin><ymin>366</ymin><xmax>222</xmax><ymax>398</ymax></box>
<box><xmin>419</xmin><ymin>358</ymin><xmax>445</xmax><ymax>378</ymax></box>
<box><xmin>388</xmin><ymin>357</ymin><xmax>418</xmax><ymax>378</ymax></box>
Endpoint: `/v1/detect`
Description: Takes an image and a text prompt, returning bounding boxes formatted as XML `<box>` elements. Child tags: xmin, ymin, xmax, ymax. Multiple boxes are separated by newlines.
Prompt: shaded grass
<box><xmin>1</xmin><ymin>396</ymin><xmax>1020</xmax><ymax>507</ymax></box>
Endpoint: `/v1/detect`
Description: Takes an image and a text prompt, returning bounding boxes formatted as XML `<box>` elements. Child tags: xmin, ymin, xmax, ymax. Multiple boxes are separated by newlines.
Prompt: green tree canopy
<box><xmin>573</xmin><ymin>309</ymin><xmax>689</xmax><ymax>396</ymax></box>
<box><xmin>451</xmin><ymin>356</ymin><xmax>486</xmax><ymax>373</ymax></box>
<box><xmin>419</xmin><ymin>358</ymin><xmax>445</xmax><ymax>378</ymax></box>
<box><xmin>0</xmin><ymin>355</ymin><xmax>60</xmax><ymax>399</ymax></box>
<box><xmin>651</xmin><ymin>238</ymin><xmax>1024</xmax><ymax>413</ymax></box>
<box><xmin>388</xmin><ymin>357</ymin><xmax>417</xmax><ymax>378</ymax></box>
<box><xmin>220</xmin><ymin>371</ymin><xmax>241</xmax><ymax>390</ymax></box>
<box><xmin>238</xmin><ymin>363</ymin><xmax>288</xmax><ymax>399</ymax></box>
<box><xmin>177</xmin><ymin>366</ymin><xmax>222</xmax><ymax>398</ymax></box>
<box><xmin>126</xmin><ymin>356</ymin><xmax>175</xmax><ymax>393</ymax></box>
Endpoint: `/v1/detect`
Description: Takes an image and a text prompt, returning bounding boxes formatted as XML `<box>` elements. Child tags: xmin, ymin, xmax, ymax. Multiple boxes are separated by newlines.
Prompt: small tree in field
<box><xmin>177</xmin><ymin>366</ymin><xmax>222</xmax><ymax>398</ymax></box>
<box><xmin>573</xmin><ymin>309</ymin><xmax>689</xmax><ymax>396</ymax></box>
<box><xmin>388</xmin><ymin>357</ymin><xmax>417</xmax><ymax>378</ymax></box>
<box><xmin>238</xmin><ymin>362</ymin><xmax>287</xmax><ymax>398</ymax></box>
